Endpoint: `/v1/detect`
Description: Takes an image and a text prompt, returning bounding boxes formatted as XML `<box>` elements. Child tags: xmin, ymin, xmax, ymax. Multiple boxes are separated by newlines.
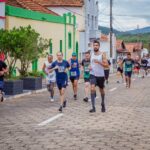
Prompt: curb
<box><xmin>4</xmin><ymin>73</ymin><xmax>116</xmax><ymax>101</ymax></box>
<box><xmin>4</xmin><ymin>88</ymin><xmax>47</xmax><ymax>101</ymax></box>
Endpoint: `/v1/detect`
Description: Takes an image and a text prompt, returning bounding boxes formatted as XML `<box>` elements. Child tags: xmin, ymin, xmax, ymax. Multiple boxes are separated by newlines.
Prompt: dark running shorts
<box><xmin>57</xmin><ymin>80</ymin><xmax>67</xmax><ymax>90</ymax></box>
<box><xmin>70</xmin><ymin>76</ymin><xmax>79</xmax><ymax>83</ymax></box>
<box><xmin>117</xmin><ymin>67</ymin><xmax>123</xmax><ymax>74</ymax></box>
<box><xmin>125</xmin><ymin>71</ymin><xmax>132</xmax><ymax>78</ymax></box>
<box><xmin>90</xmin><ymin>75</ymin><xmax>105</xmax><ymax>89</ymax></box>
<box><xmin>84</xmin><ymin>78</ymin><xmax>90</xmax><ymax>83</ymax></box>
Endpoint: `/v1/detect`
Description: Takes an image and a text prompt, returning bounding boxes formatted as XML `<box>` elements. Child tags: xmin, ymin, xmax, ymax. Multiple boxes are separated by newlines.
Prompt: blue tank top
<box><xmin>70</xmin><ymin>59</ymin><xmax>80</xmax><ymax>78</ymax></box>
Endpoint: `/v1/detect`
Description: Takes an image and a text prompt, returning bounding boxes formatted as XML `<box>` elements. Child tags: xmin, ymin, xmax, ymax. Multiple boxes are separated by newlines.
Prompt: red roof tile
<box><xmin>7</xmin><ymin>0</ymin><xmax>59</xmax><ymax>15</ymax></box>
<box><xmin>116</xmin><ymin>40</ymin><xmax>123</xmax><ymax>49</ymax></box>
<box><xmin>34</xmin><ymin>0</ymin><xmax>84</xmax><ymax>7</ymax></box>
<box><xmin>125</xmin><ymin>42</ymin><xmax>143</xmax><ymax>52</ymax></box>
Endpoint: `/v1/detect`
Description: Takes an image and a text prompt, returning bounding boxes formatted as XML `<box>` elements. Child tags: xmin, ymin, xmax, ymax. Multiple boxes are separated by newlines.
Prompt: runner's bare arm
<box><xmin>101</xmin><ymin>52</ymin><xmax>109</xmax><ymax>68</ymax></box>
<box><xmin>42</xmin><ymin>63</ymin><xmax>47</xmax><ymax>74</ymax></box>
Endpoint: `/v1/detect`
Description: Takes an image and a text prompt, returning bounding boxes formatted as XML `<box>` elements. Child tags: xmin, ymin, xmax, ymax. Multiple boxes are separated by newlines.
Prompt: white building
<box><xmin>100</xmin><ymin>33</ymin><xmax>117</xmax><ymax>60</ymax></box>
<box><xmin>36</xmin><ymin>0</ymin><xmax>101</xmax><ymax>59</ymax></box>
<box><xmin>0</xmin><ymin>0</ymin><xmax>6</xmax><ymax>29</ymax></box>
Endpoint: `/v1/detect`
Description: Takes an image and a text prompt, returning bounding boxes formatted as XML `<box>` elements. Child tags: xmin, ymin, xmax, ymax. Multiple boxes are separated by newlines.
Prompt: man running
<box><xmin>43</xmin><ymin>54</ymin><xmax>56</xmax><ymax>102</ymax></box>
<box><xmin>133</xmin><ymin>56</ymin><xmax>140</xmax><ymax>77</ymax></box>
<box><xmin>147</xmin><ymin>54</ymin><xmax>150</xmax><ymax>76</ymax></box>
<box><xmin>122</xmin><ymin>52</ymin><xmax>134</xmax><ymax>88</ymax></box>
<box><xmin>49</xmin><ymin>52</ymin><xmax>70</xmax><ymax>112</ymax></box>
<box><xmin>89</xmin><ymin>40</ymin><xmax>109</xmax><ymax>113</ymax></box>
<box><xmin>104</xmin><ymin>59</ymin><xmax>111</xmax><ymax>84</ymax></box>
<box><xmin>141</xmin><ymin>55</ymin><xmax>148</xmax><ymax>78</ymax></box>
<box><xmin>0</xmin><ymin>60</ymin><xmax>7</xmax><ymax>102</ymax></box>
<box><xmin>116</xmin><ymin>57</ymin><xmax>124</xmax><ymax>83</ymax></box>
<box><xmin>82</xmin><ymin>51</ymin><xmax>91</xmax><ymax>102</ymax></box>
<box><xmin>69</xmin><ymin>52</ymin><xmax>80</xmax><ymax>100</ymax></box>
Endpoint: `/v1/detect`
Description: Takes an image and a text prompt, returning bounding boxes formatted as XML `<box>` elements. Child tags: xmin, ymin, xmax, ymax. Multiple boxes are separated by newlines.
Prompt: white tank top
<box><xmin>44</xmin><ymin>61</ymin><xmax>56</xmax><ymax>82</ymax></box>
<box><xmin>90</xmin><ymin>52</ymin><xmax>105</xmax><ymax>77</ymax></box>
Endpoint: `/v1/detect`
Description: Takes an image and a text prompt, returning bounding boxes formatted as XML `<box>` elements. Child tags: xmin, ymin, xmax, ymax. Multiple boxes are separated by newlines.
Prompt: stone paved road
<box><xmin>0</xmin><ymin>75</ymin><xmax>150</xmax><ymax>150</ymax></box>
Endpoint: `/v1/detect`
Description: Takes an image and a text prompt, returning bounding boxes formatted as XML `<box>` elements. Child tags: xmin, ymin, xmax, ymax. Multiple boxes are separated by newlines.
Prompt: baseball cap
<box><xmin>72</xmin><ymin>52</ymin><xmax>77</xmax><ymax>56</ymax></box>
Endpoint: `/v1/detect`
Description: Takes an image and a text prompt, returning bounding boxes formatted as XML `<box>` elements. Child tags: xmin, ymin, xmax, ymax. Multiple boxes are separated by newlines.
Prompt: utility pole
<box><xmin>110</xmin><ymin>0</ymin><xmax>113</xmax><ymax>58</ymax></box>
<box><xmin>110</xmin><ymin>0</ymin><xmax>113</xmax><ymax>72</ymax></box>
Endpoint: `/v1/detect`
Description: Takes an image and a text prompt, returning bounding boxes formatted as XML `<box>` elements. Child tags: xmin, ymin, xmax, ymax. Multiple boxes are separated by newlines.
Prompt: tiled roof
<box><xmin>116</xmin><ymin>40</ymin><xmax>127</xmax><ymax>52</ymax></box>
<box><xmin>6</xmin><ymin>0</ymin><xmax>59</xmax><ymax>15</ymax></box>
<box><xmin>125</xmin><ymin>42</ymin><xmax>143</xmax><ymax>52</ymax></box>
<box><xmin>116</xmin><ymin>40</ymin><xmax>123</xmax><ymax>49</ymax></box>
<box><xmin>34</xmin><ymin>0</ymin><xmax>84</xmax><ymax>7</ymax></box>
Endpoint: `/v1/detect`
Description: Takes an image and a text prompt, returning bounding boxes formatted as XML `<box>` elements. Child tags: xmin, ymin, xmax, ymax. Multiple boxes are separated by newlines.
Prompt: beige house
<box><xmin>0</xmin><ymin>0</ymin><xmax>80</xmax><ymax>75</ymax></box>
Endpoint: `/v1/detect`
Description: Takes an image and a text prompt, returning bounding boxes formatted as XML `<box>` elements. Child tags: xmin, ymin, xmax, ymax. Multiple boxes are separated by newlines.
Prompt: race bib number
<box><xmin>58</xmin><ymin>66</ymin><xmax>65</xmax><ymax>72</ymax></box>
<box><xmin>84</xmin><ymin>66</ymin><xmax>90</xmax><ymax>72</ymax></box>
<box><xmin>126</xmin><ymin>68</ymin><xmax>132</xmax><ymax>72</ymax></box>
<box><xmin>49</xmin><ymin>74</ymin><xmax>54</xmax><ymax>78</ymax></box>
<box><xmin>71</xmin><ymin>71</ymin><xmax>77</xmax><ymax>76</ymax></box>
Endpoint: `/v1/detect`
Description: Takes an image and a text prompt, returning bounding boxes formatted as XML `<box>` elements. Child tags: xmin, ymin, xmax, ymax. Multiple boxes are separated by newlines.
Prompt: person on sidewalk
<box><xmin>122</xmin><ymin>52</ymin><xmax>134</xmax><ymax>88</ymax></box>
<box><xmin>0</xmin><ymin>60</ymin><xmax>8</xmax><ymax>102</ymax></box>
<box><xmin>69</xmin><ymin>52</ymin><xmax>80</xmax><ymax>100</ymax></box>
<box><xmin>42</xmin><ymin>54</ymin><xmax>56</xmax><ymax>102</ymax></box>
<box><xmin>89</xmin><ymin>40</ymin><xmax>109</xmax><ymax>113</ymax></box>
<box><xmin>49</xmin><ymin>52</ymin><xmax>70</xmax><ymax>112</ymax></box>
<box><xmin>133</xmin><ymin>56</ymin><xmax>140</xmax><ymax>77</ymax></box>
<box><xmin>104</xmin><ymin>59</ymin><xmax>111</xmax><ymax>84</ymax></box>
<box><xmin>147</xmin><ymin>54</ymin><xmax>150</xmax><ymax>76</ymax></box>
<box><xmin>140</xmin><ymin>55</ymin><xmax>148</xmax><ymax>78</ymax></box>
<box><xmin>116</xmin><ymin>57</ymin><xmax>124</xmax><ymax>83</ymax></box>
<box><xmin>81</xmin><ymin>51</ymin><xmax>91</xmax><ymax>102</ymax></box>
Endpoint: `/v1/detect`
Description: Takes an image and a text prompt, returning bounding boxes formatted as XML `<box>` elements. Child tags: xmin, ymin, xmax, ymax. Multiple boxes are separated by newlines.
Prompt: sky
<box><xmin>99</xmin><ymin>0</ymin><xmax>150</xmax><ymax>31</ymax></box>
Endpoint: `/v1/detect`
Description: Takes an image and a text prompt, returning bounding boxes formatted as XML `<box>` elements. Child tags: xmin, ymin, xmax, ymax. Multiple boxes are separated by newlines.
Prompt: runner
<box><xmin>42</xmin><ymin>54</ymin><xmax>56</xmax><ymax>102</ymax></box>
<box><xmin>82</xmin><ymin>51</ymin><xmax>91</xmax><ymax>102</ymax></box>
<box><xmin>69</xmin><ymin>52</ymin><xmax>80</xmax><ymax>100</ymax></box>
<box><xmin>116</xmin><ymin>57</ymin><xmax>124</xmax><ymax>83</ymax></box>
<box><xmin>122</xmin><ymin>52</ymin><xmax>134</xmax><ymax>88</ymax></box>
<box><xmin>147</xmin><ymin>54</ymin><xmax>150</xmax><ymax>76</ymax></box>
<box><xmin>141</xmin><ymin>55</ymin><xmax>148</xmax><ymax>78</ymax></box>
<box><xmin>133</xmin><ymin>56</ymin><xmax>140</xmax><ymax>77</ymax></box>
<box><xmin>89</xmin><ymin>40</ymin><xmax>109</xmax><ymax>113</ymax></box>
<box><xmin>104</xmin><ymin>59</ymin><xmax>111</xmax><ymax>84</ymax></box>
<box><xmin>0</xmin><ymin>60</ymin><xmax>8</xmax><ymax>102</ymax></box>
<box><xmin>49</xmin><ymin>52</ymin><xmax>70</xmax><ymax>112</ymax></box>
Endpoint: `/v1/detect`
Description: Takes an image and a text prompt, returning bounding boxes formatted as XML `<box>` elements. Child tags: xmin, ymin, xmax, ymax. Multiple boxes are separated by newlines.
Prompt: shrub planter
<box><xmin>22</xmin><ymin>77</ymin><xmax>42</xmax><ymax>90</ymax></box>
<box><xmin>4</xmin><ymin>80</ymin><xmax>23</xmax><ymax>95</ymax></box>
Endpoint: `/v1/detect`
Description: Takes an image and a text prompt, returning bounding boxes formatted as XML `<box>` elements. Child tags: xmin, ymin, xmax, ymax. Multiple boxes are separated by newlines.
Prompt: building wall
<box><xmin>0</xmin><ymin>2</ymin><xmax>5</xmax><ymax>29</ymax></box>
<box><xmin>100</xmin><ymin>34</ymin><xmax>117</xmax><ymax>60</ymax></box>
<box><xmin>84</xmin><ymin>0</ymin><xmax>100</xmax><ymax>52</ymax></box>
<box><xmin>49</xmin><ymin>7</ymin><xmax>85</xmax><ymax>31</ymax></box>
<box><xmin>5</xmin><ymin>5</ymin><xmax>79</xmax><ymax>75</ymax></box>
<box><xmin>48</xmin><ymin>1</ymin><xmax>100</xmax><ymax>58</ymax></box>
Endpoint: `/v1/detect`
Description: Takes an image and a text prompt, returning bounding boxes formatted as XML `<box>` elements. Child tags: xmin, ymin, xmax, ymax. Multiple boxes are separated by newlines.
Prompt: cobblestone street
<box><xmin>0</xmin><ymin>75</ymin><xmax>150</xmax><ymax>150</ymax></box>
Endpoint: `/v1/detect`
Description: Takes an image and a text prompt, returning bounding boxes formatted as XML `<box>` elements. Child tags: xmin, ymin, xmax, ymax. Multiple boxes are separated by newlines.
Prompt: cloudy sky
<box><xmin>99</xmin><ymin>0</ymin><xmax>150</xmax><ymax>31</ymax></box>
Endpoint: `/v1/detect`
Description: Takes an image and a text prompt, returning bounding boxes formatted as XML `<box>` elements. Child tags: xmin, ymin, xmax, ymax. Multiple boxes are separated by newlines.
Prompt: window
<box><xmin>68</xmin><ymin>33</ymin><xmax>72</xmax><ymax>49</ymax></box>
<box><xmin>60</xmin><ymin>40</ymin><xmax>63</xmax><ymax>52</ymax></box>
<box><xmin>49</xmin><ymin>39</ymin><xmax>53</xmax><ymax>54</ymax></box>
<box><xmin>88</xmin><ymin>14</ymin><xmax>90</xmax><ymax>27</ymax></box>
<box><xmin>95</xmin><ymin>16</ymin><xmax>97</xmax><ymax>28</ymax></box>
<box><xmin>32</xmin><ymin>59</ymin><xmax>38</xmax><ymax>71</ymax></box>
<box><xmin>76</xmin><ymin>42</ymin><xmax>79</xmax><ymax>58</ymax></box>
<box><xmin>92</xmin><ymin>16</ymin><xmax>94</xmax><ymax>29</ymax></box>
<box><xmin>12</xmin><ymin>68</ymin><xmax>16</xmax><ymax>77</ymax></box>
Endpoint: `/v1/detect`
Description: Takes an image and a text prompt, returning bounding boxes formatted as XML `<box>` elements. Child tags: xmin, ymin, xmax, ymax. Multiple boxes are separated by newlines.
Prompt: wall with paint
<box><xmin>5</xmin><ymin>5</ymin><xmax>79</xmax><ymax>75</ymax></box>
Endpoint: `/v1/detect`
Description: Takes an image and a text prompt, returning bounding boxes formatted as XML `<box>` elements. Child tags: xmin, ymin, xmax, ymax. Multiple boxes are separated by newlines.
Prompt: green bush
<box><xmin>27</xmin><ymin>71</ymin><xmax>46</xmax><ymax>78</ymax></box>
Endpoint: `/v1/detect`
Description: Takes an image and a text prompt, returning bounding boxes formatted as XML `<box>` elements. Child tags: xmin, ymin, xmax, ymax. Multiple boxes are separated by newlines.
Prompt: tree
<box><xmin>0</xmin><ymin>28</ymin><xmax>21</xmax><ymax>78</ymax></box>
<box><xmin>15</xmin><ymin>26</ymin><xmax>49</xmax><ymax>77</ymax></box>
<box><xmin>0</xmin><ymin>26</ymin><xmax>49</xmax><ymax>78</ymax></box>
